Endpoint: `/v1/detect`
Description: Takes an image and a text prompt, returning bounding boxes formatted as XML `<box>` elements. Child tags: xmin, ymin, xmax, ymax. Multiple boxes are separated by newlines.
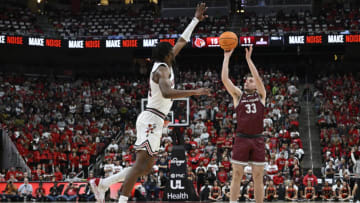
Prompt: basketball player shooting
<box><xmin>89</xmin><ymin>3</ymin><xmax>211</xmax><ymax>203</ymax></box>
<box><xmin>221</xmin><ymin>46</ymin><xmax>266</xmax><ymax>203</ymax></box>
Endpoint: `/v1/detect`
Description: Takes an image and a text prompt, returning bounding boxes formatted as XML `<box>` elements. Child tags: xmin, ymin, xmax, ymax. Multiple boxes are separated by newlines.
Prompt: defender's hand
<box><xmin>195</xmin><ymin>2</ymin><xmax>208</xmax><ymax>21</ymax></box>
<box><xmin>195</xmin><ymin>88</ymin><xmax>211</xmax><ymax>96</ymax></box>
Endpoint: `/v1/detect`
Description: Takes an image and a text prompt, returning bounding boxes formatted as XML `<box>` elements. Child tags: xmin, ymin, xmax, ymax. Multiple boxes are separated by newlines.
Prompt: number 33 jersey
<box><xmin>235</xmin><ymin>92</ymin><xmax>265</xmax><ymax>135</ymax></box>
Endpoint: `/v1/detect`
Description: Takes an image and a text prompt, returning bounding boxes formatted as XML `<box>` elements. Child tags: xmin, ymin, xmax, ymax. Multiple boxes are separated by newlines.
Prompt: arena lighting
<box><xmin>98</xmin><ymin>0</ymin><xmax>109</xmax><ymax>6</ymax></box>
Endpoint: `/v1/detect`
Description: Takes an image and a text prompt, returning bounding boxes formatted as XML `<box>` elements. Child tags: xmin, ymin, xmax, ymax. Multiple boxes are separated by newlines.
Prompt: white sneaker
<box><xmin>90</xmin><ymin>178</ymin><xmax>107</xmax><ymax>203</ymax></box>
<box><xmin>118</xmin><ymin>195</ymin><xmax>128</xmax><ymax>203</ymax></box>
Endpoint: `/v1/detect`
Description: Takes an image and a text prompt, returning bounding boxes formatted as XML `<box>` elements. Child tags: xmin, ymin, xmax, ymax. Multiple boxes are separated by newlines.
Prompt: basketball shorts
<box><xmin>134</xmin><ymin>110</ymin><xmax>164</xmax><ymax>157</ymax></box>
<box><xmin>231</xmin><ymin>134</ymin><xmax>266</xmax><ymax>166</ymax></box>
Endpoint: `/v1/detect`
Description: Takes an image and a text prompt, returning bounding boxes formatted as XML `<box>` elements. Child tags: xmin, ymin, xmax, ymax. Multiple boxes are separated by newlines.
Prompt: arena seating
<box><xmin>47</xmin><ymin>5</ymin><xmax>229</xmax><ymax>38</ymax></box>
<box><xmin>314</xmin><ymin>73</ymin><xmax>360</xmax><ymax>179</ymax></box>
<box><xmin>0</xmin><ymin>6</ymin><xmax>42</xmax><ymax>35</ymax></box>
<box><xmin>239</xmin><ymin>7</ymin><xmax>360</xmax><ymax>35</ymax></box>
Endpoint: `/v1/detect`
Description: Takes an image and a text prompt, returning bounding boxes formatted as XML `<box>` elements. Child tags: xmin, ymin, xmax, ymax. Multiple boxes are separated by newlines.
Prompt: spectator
<box><xmin>200</xmin><ymin>180</ymin><xmax>211</xmax><ymax>201</ymax></box>
<box><xmin>276</xmin><ymin>152</ymin><xmax>286</xmax><ymax>171</ymax></box>
<box><xmin>302</xmin><ymin>180</ymin><xmax>316</xmax><ymax>200</ymax></box>
<box><xmin>265</xmin><ymin>180</ymin><xmax>278</xmax><ymax>201</ymax></box>
<box><xmin>18</xmin><ymin>178</ymin><xmax>33</xmax><ymax>201</ymax></box>
<box><xmin>54</xmin><ymin>167</ymin><xmax>63</xmax><ymax>181</ymax></box>
<box><xmin>351</xmin><ymin>147</ymin><xmax>360</xmax><ymax>175</ymax></box>
<box><xmin>0</xmin><ymin>174</ymin><xmax>5</xmax><ymax>182</ymax></box>
<box><xmin>222</xmin><ymin>181</ymin><xmax>231</xmax><ymax>201</ymax></box>
<box><xmin>107</xmin><ymin>139</ymin><xmax>119</xmax><ymax>151</ymax></box>
<box><xmin>208</xmin><ymin>181</ymin><xmax>222</xmax><ymax>201</ymax></box>
<box><xmin>113</xmin><ymin>160</ymin><xmax>124</xmax><ymax>175</ymax></box>
<box><xmin>15</xmin><ymin>168</ymin><xmax>24</xmax><ymax>181</ymax></box>
<box><xmin>325</xmin><ymin>160</ymin><xmax>336</xmax><ymax>179</ymax></box>
<box><xmin>332</xmin><ymin>179</ymin><xmax>342</xmax><ymax>199</ymax></box>
<box><xmin>285</xmin><ymin>180</ymin><xmax>298</xmax><ymax>201</ymax></box>
<box><xmin>200</xmin><ymin>128</ymin><xmax>210</xmax><ymax>144</ymax></box>
<box><xmin>338</xmin><ymin>181</ymin><xmax>351</xmax><ymax>201</ymax></box>
<box><xmin>320</xmin><ymin>181</ymin><xmax>334</xmax><ymax>200</ymax></box>
<box><xmin>273</xmin><ymin>171</ymin><xmax>284</xmax><ymax>186</ymax></box>
<box><xmin>65</xmin><ymin>172</ymin><xmax>81</xmax><ymax>182</ymax></box>
<box><xmin>156</xmin><ymin>156</ymin><xmax>168</xmax><ymax>174</ymax></box>
<box><xmin>157</xmin><ymin>171</ymin><xmax>168</xmax><ymax>200</ymax></box>
<box><xmin>103</xmin><ymin>158</ymin><xmax>115</xmax><ymax>177</ymax></box>
<box><xmin>265</xmin><ymin>159</ymin><xmax>278</xmax><ymax>179</ymax></box>
<box><xmin>207</xmin><ymin>159</ymin><xmax>219</xmax><ymax>176</ymax></box>
<box><xmin>35</xmin><ymin>182</ymin><xmax>46</xmax><ymax>201</ymax></box>
<box><xmin>5</xmin><ymin>167</ymin><xmax>16</xmax><ymax>181</ymax></box>
<box><xmin>217</xmin><ymin>165</ymin><xmax>228</xmax><ymax>185</ymax></box>
<box><xmin>302</xmin><ymin>169</ymin><xmax>318</xmax><ymax>186</ymax></box>
<box><xmin>47</xmin><ymin>181</ymin><xmax>62</xmax><ymax>201</ymax></box>
<box><xmin>195</xmin><ymin>161</ymin><xmax>207</xmax><ymax>192</ymax></box>
<box><xmin>80</xmin><ymin>150</ymin><xmax>90</xmax><ymax>178</ymax></box>
<box><xmin>69</xmin><ymin>151</ymin><xmax>80</xmax><ymax>173</ymax></box>
<box><xmin>7</xmin><ymin>174</ymin><xmax>18</xmax><ymax>183</ymax></box>
<box><xmin>244</xmin><ymin>181</ymin><xmax>255</xmax><ymax>201</ymax></box>
<box><xmin>144</xmin><ymin>174</ymin><xmax>159</xmax><ymax>201</ymax></box>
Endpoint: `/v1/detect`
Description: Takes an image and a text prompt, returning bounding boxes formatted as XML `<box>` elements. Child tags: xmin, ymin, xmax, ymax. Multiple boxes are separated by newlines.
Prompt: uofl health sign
<box><xmin>163</xmin><ymin>145</ymin><xmax>198</xmax><ymax>201</ymax></box>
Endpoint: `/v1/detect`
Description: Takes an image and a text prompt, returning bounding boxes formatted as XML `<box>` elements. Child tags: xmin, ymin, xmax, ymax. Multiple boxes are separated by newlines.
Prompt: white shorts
<box><xmin>134</xmin><ymin>111</ymin><xmax>164</xmax><ymax>156</ymax></box>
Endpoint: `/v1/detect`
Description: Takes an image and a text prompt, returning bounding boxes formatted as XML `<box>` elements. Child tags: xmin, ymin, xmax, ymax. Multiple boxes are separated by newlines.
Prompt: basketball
<box><xmin>219</xmin><ymin>31</ymin><xmax>238</xmax><ymax>51</ymax></box>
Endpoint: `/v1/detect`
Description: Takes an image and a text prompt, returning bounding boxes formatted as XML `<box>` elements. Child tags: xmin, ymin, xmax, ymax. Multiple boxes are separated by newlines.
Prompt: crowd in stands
<box><xmin>0</xmin><ymin>73</ymin><xmax>145</xmax><ymax>181</ymax></box>
<box><xmin>1</xmin><ymin>2</ymin><xmax>359</xmax><ymax>39</ymax></box>
<box><xmin>314</xmin><ymin>73</ymin><xmax>360</xmax><ymax>201</ymax></box>
<box><xmin>239</xmin><ymin>5</ymin><xmax>360</xmax><ymax>35</ymax></box>
<box><xmin>48</xmin><ymin>4</ymin><xmax>229</xmax><ymax>39</ymax></box>
<box><xmin>0</xmin><ymin>6</ymin><xmax>43</xmax><ymax>36</ymax></box>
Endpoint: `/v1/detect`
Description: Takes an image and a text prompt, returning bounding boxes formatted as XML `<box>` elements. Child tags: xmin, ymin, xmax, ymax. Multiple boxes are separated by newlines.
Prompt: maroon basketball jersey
<box><xmin>236</xmin><ymin>92</ymin><xmax>265</xmax><ymax>135</ymax></box>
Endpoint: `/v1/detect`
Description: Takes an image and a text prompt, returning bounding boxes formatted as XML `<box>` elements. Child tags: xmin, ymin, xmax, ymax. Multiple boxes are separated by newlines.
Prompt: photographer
<box><xmin>144</xmin><ymin>174</ymin><xmax>159</xmax><ymax>201</ymax></box>
<box><xmin>59</xmin><ymin>182</ymin><xmax>78</xmax><ymax>201</ymax></box>
<box><xmin>78</xmin><ymin>182</ymin><xmax>95</xmax><ymax>201</ymax></box>
<box><xmin>35</xmin><ymin>182</ymin><xmax>46</xmax><ymax>201</ymax></box>
<box><xmin>2</xmin><ymin>180</ymin><xmax>18</xmax><ymax>201</ymax></box>
<box><xmin>47</xmin><ymin>181</ymin><xmax>62</xmax><ymax>201</ymax></box>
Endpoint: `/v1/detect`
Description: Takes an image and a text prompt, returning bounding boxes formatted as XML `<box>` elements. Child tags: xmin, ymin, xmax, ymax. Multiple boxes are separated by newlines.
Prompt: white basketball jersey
<box><xmin>146</xmin><ymin>62</ymin><xmax>175</xmax><ymax>116</ymax></box>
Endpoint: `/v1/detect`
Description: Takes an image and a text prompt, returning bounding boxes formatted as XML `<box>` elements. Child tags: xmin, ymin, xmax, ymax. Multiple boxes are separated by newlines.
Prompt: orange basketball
<box><xmin>219</xmin><ymin>31</ymin><xmax>238</xmax><ymax>51</ymax></box>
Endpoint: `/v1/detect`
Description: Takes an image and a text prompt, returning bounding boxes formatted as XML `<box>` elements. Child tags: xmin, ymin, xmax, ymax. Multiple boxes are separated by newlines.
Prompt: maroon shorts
<box><xmin>231</xmin><ymin>136</ymin><xmax>266</xmax><ymax>165</ymax></box>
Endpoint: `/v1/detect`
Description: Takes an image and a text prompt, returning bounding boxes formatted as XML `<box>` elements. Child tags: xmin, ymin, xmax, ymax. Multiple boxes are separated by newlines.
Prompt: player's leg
<box><xmin>230</xmin><ymin>163</ymin><xmax>245</xmax><ymax>202</ymax></box>
<box><xmin>119</xmin><ymin>112</ymin><xmax>163</xmax><ymax>202</ymax></box>
<box><xmin>252</xmin><ymin>164</ymin><xmax>264</xmax><ymax>203</ymax></box>
<box><xmin>118</xmin><ymin>150</ymin><xmax>155</xmax><ymax>202</ymax></box>
<box><xmin>250</xmin><ymin>137</ymin><xmax>266</xmax><ymax>203</ymax></box>
<box><xmin>99</xmin><ymin>167</ymin><xmax>132</xmax><ymax>188</ymax></box>
<box><xmin>230</xmin><ymin>136</ymin><xmax>250</xmax><ymax>203</ymax></box>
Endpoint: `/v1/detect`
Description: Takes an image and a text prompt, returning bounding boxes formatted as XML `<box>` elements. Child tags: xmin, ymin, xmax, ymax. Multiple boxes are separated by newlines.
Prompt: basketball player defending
<box><xmin>221</xmin><ymin>46</ymin><xmax>266</xmax><ymax>203</ymax></box>
<box><xmin>89</xmin><ymin>3</ymin><xmax>210</xmax><ymax>203</ymax></box>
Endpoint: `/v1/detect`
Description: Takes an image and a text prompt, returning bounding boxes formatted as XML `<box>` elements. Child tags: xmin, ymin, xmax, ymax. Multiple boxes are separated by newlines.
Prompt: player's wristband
<box><xmin>180</xmin><ymin>17</ymin><xmax>200</xmax><ymax>42</ymax></box>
